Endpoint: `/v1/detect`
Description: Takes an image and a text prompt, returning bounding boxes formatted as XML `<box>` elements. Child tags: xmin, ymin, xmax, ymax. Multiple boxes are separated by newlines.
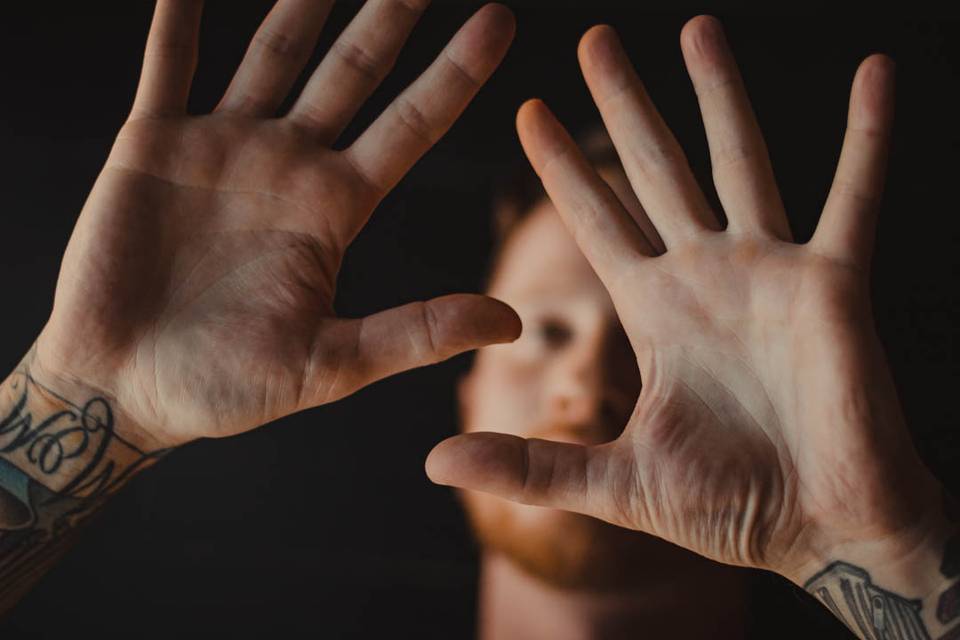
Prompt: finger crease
<box><xmin>419</xmin><ymin>301</ymin><xmax>441</xmax><ymax>361</ymax></box>
<box><xmin>393</xmin><ymin>96</ymin><xmax>436</xmax><ymax>145</ymax></box>
<box><xmin>332</xmin><ymin>39</ymin><xmax>387</xmax><ymax>84</ymax></box>
<box><xmin>442</xmin><ymin>50</ymin><xmax>482</xmax><ymax>89</ymax></box>
<box><xmin>253</xmin><ymin>27</ymin><xmax>311</xmax><ymax>61</ymax></box>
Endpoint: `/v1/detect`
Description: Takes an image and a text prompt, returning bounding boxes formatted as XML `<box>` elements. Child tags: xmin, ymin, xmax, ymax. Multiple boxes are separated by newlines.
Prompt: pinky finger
<box><xmin>810</xmin><ymin>54</ymin><xmax>896</xmax><ymax>271</ymax></box>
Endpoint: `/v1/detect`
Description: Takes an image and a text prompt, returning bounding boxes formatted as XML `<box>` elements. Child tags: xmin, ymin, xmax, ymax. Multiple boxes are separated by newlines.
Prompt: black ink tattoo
<box><xmin>938</xmin><ymin>489</ymin><xmax>960</xmax><ymax>630</ymax></box>
<box><xmin>805</xmin><ymin>561</ymin><xmax>931</xmax><ymax>640</ymax></box>
<box><xmin>0</xmin><ymin>370</ymin><xmax>169</xmax><ymax>607</ymax></box>
<box><xmin>938</xmin><ymin>536</ymin><xmax>960</xmax><ymax>628</ymax></box>
<box><xmin>806</xmin><ymin>488</ymin><xmax>960</xmax><ymax>640</ymax></box>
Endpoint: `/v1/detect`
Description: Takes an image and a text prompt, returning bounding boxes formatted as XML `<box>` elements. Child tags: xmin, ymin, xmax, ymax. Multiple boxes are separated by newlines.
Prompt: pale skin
<box><xmin>2</xmin><ymin>4</ymin><xmax>956</xmax><ymax>636</ymax></box>
<box><xmin>426</xmin><ymin>17</ymin><xmax>959</xmax><ymax>639</ymax></box>
<box><xmin>29</xmin><ymin>0</ymin><xmax>520</xmax><ymax>449</ymax></box>
<box><xmin>0</xmin><ymin>0</ymin><xmax>519</xmax><ymax>612</ymax></box>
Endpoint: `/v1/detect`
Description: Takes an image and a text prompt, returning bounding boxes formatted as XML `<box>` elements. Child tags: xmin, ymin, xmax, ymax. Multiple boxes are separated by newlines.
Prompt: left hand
<box><xmin>426</xmin><ymin>16</ymin><xmax>945</xmax><ymax>583</ymax></box>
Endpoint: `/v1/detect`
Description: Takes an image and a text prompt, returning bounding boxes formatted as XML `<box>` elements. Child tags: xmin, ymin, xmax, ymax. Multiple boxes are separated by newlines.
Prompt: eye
<box><xmin>537</xmin><ymin>318</ymin><xmax>573</xmax><ymax>349</ymax></box>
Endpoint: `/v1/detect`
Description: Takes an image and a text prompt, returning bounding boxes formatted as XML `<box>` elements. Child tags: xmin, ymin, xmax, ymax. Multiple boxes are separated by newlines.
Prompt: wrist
<box><xmin>794</xmin><ymin>485</ymin><xmax>960</xmax><ymax>639</ymax></box>
<box><xmin>25</xmin><ymin>337</ymin><xmax>176</xmax><ymax>452</ymax></box>
<box><xmin>1</xmin><ymin>344</ymin><xmax>173</xmax><ymax>505</ymax></box>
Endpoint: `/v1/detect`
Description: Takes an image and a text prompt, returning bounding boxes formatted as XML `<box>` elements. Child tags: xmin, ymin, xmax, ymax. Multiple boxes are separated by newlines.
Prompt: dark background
<box><xmin>0</xmin><ymin>2</ymin><xmax>958</xmax><ymax>638</ymax></box>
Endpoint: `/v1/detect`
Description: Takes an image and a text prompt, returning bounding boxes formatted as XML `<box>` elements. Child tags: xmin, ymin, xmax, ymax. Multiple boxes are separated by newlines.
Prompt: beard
<box><xmin>460</xmin><ymin>488</ymin><xmax>713</xmax><ymax>593</ymax></box>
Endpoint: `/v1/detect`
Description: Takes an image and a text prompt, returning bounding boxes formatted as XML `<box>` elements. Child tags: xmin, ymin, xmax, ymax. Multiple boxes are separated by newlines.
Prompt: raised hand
<box><xmin>29</xmin><ymin>0</ymin><xmax>519</xmax><ymax>449</ymax></box>
<box><xmin>426</xmin><ymin>15</ymin><xmax>954</xmax><ymax>616</ymax></box>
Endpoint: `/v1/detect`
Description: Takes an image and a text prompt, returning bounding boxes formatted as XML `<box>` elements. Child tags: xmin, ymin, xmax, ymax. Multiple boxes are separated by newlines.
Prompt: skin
<box><xmin>459</xmin><ymin>170</ymin><xmax>727</xmax><ymax>592</ymax></box>
<box><xmin>2</xmin><ymin>5</ymin><xmax>955</xmax><ymax>636</ymax></box>
<box><xmin>0</xmin><ymin>0</ymin><xmax>521</xmax><ymax>613</ymax></box>
<box><xmin>426</xmin><ymin>16</ymin><xmax>958</xmax><ymax>637</ymax></box>
<box><xmin>26</xmin><ymin>0</ymin><xmax>521</xmax><ymax>449</ymax></box>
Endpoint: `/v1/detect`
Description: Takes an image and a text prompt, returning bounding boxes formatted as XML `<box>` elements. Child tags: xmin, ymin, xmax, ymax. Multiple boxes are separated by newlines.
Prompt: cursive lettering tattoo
<box><xmin>0</xmin><ymin>369</ymin><xmax>169</xmax><ymax>610</ymax></box>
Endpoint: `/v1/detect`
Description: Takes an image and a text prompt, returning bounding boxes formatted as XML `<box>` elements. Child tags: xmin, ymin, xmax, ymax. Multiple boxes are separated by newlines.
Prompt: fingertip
<box><xmin>864</xmin><ymin>52</ymin><xmax>896</xmax><ymax>74</ymax></box>
<box><xmin>424</xmin><ymin>436</ymin><xmax>458</xmax><ymax>486</ymax></box>
<box><xmin>470</xmin><ymin>294</ymin><xmax>522</xmax><ymax>344</ymax></box>
<box><xmin>515</xmin><ymin>98</ymin><xmax>545</xmax><ymax>164</ymax></box>
<box><xmin>481</xmin><ymin>3</ymin><xmax>517</xmax><ymax>35</ymax></box>
<box><xmin>473</xmin><ymin>2</ymin><xmax>517</xmax><ymax>51</ymax></box>
<box><xmin>851</xmin><ymin>53</ymin><xmax>896</xmax><ymax>129</ymax></box>
<box><xmin>516</xmin><ymin>97</ymin><xmax>545</xmax><ymax>138</ymax></box>
<box><xmin>578</xmin><ymin>24</ymin><xmax>616</xmax><ymax>60</ymax></box>
<box><xmin>450</xmin><ymin>2</ymin><xmax>515</xmax><ymax>81</ymax></box>
<box><xmin>679</xmin><ymin>14</ymin><xmax>731</xmax><ymax>70</ymax></box>
<box><xmin>430</xmin><ymin>293</ymin><xmax>520</xmax><ymax>351</ymax></box>
<box><xmin>425</xmin><ymin>433</ymin><xmax>524</xmax><ymax>494</ymax></box>
<box><xmin>861</xmin><ymin>53</ymin><xmax>896</xmax><ymax>97</ymax></box>
<box><xmin>577</xmin><ymin>24</ymin><xmax>623</xmax><ymax>74</ymax></box>
<box><xmin>486</xmin><ymin>296</ymin><xmax>523</xmax><ymax>343</ymax></box>
<box><xmin>515</xmin><ymin>99</ymin><xmax>570</xmax><ymax>175</ymax></box>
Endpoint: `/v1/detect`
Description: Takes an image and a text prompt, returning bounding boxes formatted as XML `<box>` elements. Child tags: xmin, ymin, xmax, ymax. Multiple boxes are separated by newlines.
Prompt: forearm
<box><xmin>0</xmin><ymin>344</ymin><xmax>170</xmax><ymax>615</ymax></box>
<box><xmin>800</xmin><ymin>491</ymin><xmax>960</xmax><ymax>640</ymax></box>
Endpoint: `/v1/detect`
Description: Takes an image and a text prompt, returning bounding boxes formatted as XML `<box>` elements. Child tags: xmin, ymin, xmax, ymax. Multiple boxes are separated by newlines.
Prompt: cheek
<box><xmin>462</xmin><ymin>347</ymin><xmax>543</xmax><ymax>436</ymax></box>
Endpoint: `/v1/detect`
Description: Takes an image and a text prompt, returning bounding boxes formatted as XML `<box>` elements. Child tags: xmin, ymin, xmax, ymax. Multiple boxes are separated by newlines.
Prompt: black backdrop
<box><xmin>0</xmin><ymin>2</ymin><xmax>958</xmax><ymax>638</ymax></box>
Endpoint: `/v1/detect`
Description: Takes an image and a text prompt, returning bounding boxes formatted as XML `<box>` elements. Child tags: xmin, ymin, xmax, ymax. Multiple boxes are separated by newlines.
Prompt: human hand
<box><xmin>426</xmin><ymin>16</ymin><xmax>949</xmax><ymax>590</ymax></box>
<box><xmin>29</xmin><ymin>0</ymin><xmax>519</xmax><ymax>449</ymax></box>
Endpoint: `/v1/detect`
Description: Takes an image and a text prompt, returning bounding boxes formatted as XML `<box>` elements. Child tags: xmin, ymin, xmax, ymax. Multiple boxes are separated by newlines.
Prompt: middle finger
<box><xmin>579</xmin><ymin>25</ymin><xmax>721</xmax><ymax>249</ymax></box>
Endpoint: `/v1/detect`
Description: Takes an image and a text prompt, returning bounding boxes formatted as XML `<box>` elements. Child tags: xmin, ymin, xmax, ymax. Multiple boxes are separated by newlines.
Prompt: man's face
<box><xmin>459</xmin><ymin>169</ymin><xmax>706</xmax><ymax>591</ymax></box>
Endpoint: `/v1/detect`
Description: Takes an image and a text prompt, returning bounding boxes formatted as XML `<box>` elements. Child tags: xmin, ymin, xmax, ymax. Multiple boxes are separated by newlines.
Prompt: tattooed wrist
<box><xmin>803</xmin><ymin>491</ymin><xmax>960</xmax><ymax>640</ymax></box>
<box><xmin>0</xmin><ymin>354</ymin><xmax>172</xmax><ymax>612</ymax></box>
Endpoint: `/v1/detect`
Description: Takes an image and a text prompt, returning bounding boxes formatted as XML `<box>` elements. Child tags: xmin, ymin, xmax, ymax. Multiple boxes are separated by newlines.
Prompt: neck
<box><xmin>477</xmin><ymin>552</ymin><xmax>749</xmax><ymax>640</ymax></box>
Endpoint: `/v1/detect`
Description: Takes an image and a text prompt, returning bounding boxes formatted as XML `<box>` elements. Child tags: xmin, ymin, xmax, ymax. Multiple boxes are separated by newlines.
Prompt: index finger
<box><xmin>342</xmin><ymin>4</ymin><xmax>515</xmax><ymax>209</ymax></box>
<box><xmin>516</xmin><ymin>99</ymin><xmax>655</xmax><ymax>282</ymax></box>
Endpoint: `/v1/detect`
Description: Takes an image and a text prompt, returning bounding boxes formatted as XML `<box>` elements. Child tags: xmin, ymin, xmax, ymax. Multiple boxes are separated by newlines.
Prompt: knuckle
<box><xmin>253</xmin><ymin>27</ymin><xmax>311</xmax><ymax>61</ymax></box>
<box><xmin>832</xmin><ymin>178</ymin><xmax>880</xmax><ymax>207</ymax></box>
<box><xmin>711</xmin><ymin>141</ymin><xmax>759</xmax><ymax>171</ymax></box>
<box><xmin>394</xmin><ymin>0</ymin><xmax>431</xmax><ymax>13</ymax></box>
<box><xmin>418</xmin><ymin>300</ymin><xmax>443</xmax><ymax>360</ymax></box>
<box><xmin>332</xmin><ymin>38</ymin><xmax>388</xmax><ymax>83</ymax></box>
<box><xmin>393</xmin><ymin>96</ymin><xmax>436</xmax><ymax>145</ymax></box>
<box><xmin>849</xmin><ymin>124</ymin><xmax>888</xmax><ymax>142</ymax></box>
<box><xmin>442</xmin><ymin>51</ymin><xmax>482</xmax><ymax>89</ymax></box>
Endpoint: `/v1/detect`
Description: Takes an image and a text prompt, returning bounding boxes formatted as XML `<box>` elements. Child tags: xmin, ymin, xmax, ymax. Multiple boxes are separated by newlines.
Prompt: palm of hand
<box><xmin>40</xmin><ymin>116</ymin><xmax>364</xmax><ymax>443</ymax></box>
<box><xmin>27</xmin><ymin>1</ymin><xmax>518</xmax><ymax>447</ymax></box>
<box><xmin>611</xmin><ymin>236</ymin><xmax>924</xmax><ymax>573</ymax></box>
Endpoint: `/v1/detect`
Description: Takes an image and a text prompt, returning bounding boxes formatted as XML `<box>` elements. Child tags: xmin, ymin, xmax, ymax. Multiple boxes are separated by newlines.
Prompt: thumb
<box><xmin>341</xmin><ymin>293</ymin><xmax>521</xmax><ymax>395</ymax></box>
<box><xmin>425</xmin><ymin>431</ymin><xmax>626</xmax><ymax>526</ymax></box>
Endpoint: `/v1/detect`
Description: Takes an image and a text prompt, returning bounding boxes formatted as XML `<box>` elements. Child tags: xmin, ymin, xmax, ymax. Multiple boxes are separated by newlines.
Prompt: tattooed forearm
<box><xmin>0</xmin><ymin>365</ymin><xmax>170</xmax><ymax>614</ymax></box>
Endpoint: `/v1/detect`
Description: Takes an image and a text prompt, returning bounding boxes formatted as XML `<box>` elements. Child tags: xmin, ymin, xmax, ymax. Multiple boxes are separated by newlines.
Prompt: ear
<box><xmin>456</xmin><ymin>370</ymin><xmax>477</xmax><ymax>434</ymax></box>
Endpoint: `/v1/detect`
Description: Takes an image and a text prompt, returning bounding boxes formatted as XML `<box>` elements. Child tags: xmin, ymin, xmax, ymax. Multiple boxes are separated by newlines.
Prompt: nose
<box><xmin>545</xmin><ymin>326</ymin><xmax>638</xmax><ymax>439</ymax></box>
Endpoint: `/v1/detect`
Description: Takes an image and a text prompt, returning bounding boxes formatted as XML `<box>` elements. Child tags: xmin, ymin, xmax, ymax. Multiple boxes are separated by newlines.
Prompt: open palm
<box><xmin>426</xmin><ymin>16</ymin><xmax>941</xmax><ymax>582</ymax></box>
<box><xmin>31</xmin><ymin>0</ymin><xmax>519</xmax><ymax>448</ymax></box>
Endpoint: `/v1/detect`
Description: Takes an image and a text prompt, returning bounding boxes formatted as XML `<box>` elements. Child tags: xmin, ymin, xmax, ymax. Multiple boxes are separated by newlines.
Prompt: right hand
<box><xmin>29</xmin><ymin>0</ymin><xmax>520</xmax><ymax>449</ymax></box>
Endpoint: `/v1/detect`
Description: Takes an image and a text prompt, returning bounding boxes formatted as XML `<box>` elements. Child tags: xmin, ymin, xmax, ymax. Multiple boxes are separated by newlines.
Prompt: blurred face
<box><xmin>459</xmin><ymin>168</ymin><xmax>706</xmax><ymax>591</ymax></box>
